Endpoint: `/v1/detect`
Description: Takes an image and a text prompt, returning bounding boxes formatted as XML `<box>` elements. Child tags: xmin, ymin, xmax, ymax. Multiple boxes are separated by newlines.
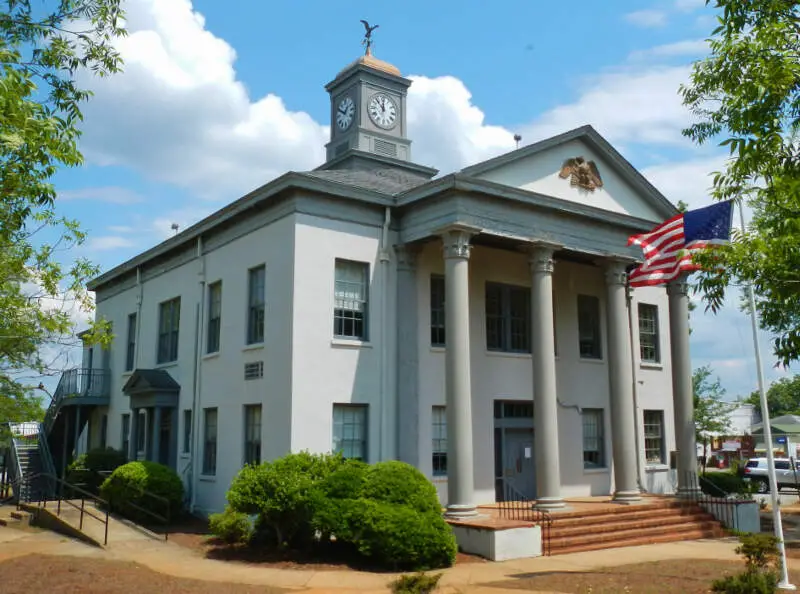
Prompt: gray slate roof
<box><xmin>303</xmin><ymin>168</ymin><xmax>432</xmax><ymax>196</ymax></box>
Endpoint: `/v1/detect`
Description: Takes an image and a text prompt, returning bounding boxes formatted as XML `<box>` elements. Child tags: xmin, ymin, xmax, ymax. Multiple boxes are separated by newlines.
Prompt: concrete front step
<box><xmin>550</xmin><ymin>520</ymin><xmax>724</xmax><ymax>553</ymax></box>
<box><xmin>552</xmin><ymin>512</ymin><xmax>716</xmax><ymax>537</ymax></box>
<box><xmin>0</xmin><ymin>508</ymin><xmax>33</xmax><ymax>530</ymax></box>
<box><xmin>551</xmin><ymin>503</ymin><xmax>699</xmax><ymax>525</ymax></box>
<box><xmin>551</xmin><ymin>527</ymin><xmax>724</xmax><ymax>555</ymax></box>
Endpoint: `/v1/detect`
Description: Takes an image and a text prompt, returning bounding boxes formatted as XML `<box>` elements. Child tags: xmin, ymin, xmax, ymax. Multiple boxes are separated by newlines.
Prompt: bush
<box><xmin>226</xmin><ymin>451</ymin><xmax>345</xmax><ymax>548</ymax></box>
<box><xmin>701</xmin><ymin>471</ymin><xmax>747</xmax><ymax>495</ymax></box>
<box><xmin>318</xmin><ymin>459</ymin><xmax>368</xmax><ymax>500</ymax></box>
<box><xmin>67</xmin><ymin>447</ymin><xmax>128</xmax><ymax>494</ymax></box>
<box><xmin>209</xmin><ymin>507</ymin><xmax>253</xmax><ymax>545</ymax></box>
<box><xmin>711</xmin><ymin>533</ymin><xmax>780</xmax><ymax>593</ymax></box>
<box><xmin>390</xmin><ymin>572</ymin><xmax>442</xmax><ymax>594</ymax></box>
<box><xmin>361</xmin><ymin>461</ymin><xmax>442</xmax><ymax>514</ymax></box>
<box><xmin>711</xmin><ymin>571</ymin><xmax>778</xmax><ymax>593</ymax></box>
<box><xmin>99</xmin><ymin>461</ymin><xmax>184</xmax><ymax>523</ymax></box>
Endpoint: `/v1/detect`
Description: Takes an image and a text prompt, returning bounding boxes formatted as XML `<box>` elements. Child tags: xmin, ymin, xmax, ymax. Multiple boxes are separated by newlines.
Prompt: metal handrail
<box><xmin>37</xmin><ymin>422</ymin><xmax>57</xmax><ymax>479</ymax></box>
<box><xmin>44</xmin><ymin>368</ymin><xmax>110</xmax><ymax>433</ymax></box>
<box><xmin>496</xmin><ymin>478</ymin><xmax>552</xmax><ymax>556</ymax></box>
<box><xmin>95</xmin><ymin>470</ymin><xmax>171</xmax><ymax>541</ymax></box>
<box><xmin>680</xmin><ymin>471</ymin><xmax>755</xmax><ymax>533</ymax></box>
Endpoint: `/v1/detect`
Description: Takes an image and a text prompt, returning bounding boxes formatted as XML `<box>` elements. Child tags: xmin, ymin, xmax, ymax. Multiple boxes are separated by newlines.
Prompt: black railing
<box><xmin>679</xmin><ymin>471</ymin><xmax>754</xmax><ymax>533</ymax></box>
<box><xmin>44</xmin><ymin>368</ymin><xmax>110</xmax><ymax>432</ymax></box>
<box><xmin>96</xmin><ymin>470</ymin><xmax>171</xmax><ymax>541</ymax></box>
<box><xmin>496</xmin><ymin>479</ymin><xmax>552</xmax><ymax>556</ymax></box>
<box><xmin>22</xmin><ymin>473</ymin><xmax>111</xmax><ymax>546</ymax></box>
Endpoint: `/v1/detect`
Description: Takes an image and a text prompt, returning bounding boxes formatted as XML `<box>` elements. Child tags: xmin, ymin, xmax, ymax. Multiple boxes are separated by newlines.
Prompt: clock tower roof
<box><xmin>336</xmin><ymin>47</ymin><xmax>401</xmax><ymax>79</ymax></box>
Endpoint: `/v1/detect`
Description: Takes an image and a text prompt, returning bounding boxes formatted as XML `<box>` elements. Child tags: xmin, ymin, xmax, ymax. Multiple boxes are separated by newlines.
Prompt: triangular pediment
<box><xmin>461</xmin><ymin>126</ymin><xmax>676</xmax><ymax>223</ymax></box>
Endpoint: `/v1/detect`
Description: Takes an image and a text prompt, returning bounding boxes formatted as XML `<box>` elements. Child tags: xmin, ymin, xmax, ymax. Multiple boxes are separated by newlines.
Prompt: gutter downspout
<box><xmin>627</xmin><ymin>285</ymin><xmax>647</xmax><ymax>492</ymax></box>
<box><xmin>378</xmin><ymin>207</ymin><xmax>391</xmax><ymax>461</ymax></box>
<box><xmin>134</xmin><ymin>267</ymin><xmax>143</xmax><ymax>368</ymax></box>
<box><xmin>190</xmin><ymin>237</ymin><xmax>206</xmax><ymax>513</ymax></box>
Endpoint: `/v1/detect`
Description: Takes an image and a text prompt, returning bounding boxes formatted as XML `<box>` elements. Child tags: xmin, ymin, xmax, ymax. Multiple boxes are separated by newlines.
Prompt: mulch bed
<box><xmin>482</xmin><ymin>558</ymin><xmax>800</xmax><ymax>594</ymax></box>
<box><xmin>168</xmin><ymin>516</ymin><xmax>485</xmax><ymax>571</ymax></box>
<box><xmin>0</xmin><ymin>554</ymin><xmax>284</xmax><ymax>593</ymax></box>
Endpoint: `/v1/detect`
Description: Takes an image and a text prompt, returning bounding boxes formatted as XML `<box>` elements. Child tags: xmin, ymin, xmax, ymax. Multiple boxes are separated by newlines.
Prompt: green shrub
<box><xmin>330</xmin><ymin>498</ymin><xmax>456</xmax><ymax>570</ymax></box>
<box><xmin>209</xmin><ymin>507</ymin><xmax>253</xmax><ymax>544</ymax></box>
<box><xmin>67</xmin><ymin>447</ymin><xmax>128</xmax><ymax>493</ymax></box>
<box><xmin>390</xmin><ymin>572</ymin><xmax>442</xmax><ymax>594</ymax></box>
<box><xmin>701</xmin><ymin>471</ymin><xmax>747</xmax><ymax>495</ymax></box>
<box><xmin>99</xmin><ymin>461</ymin><xmax>184</xmax><ymax>523</ymax></box>
<box><xmin>711</xmin><ymin>570</ymin><xmax>778</xmax><ymax>593</ymax></box>
<box><xmin>711</xmin><ymin>533</ymin><xmax>780</xmax><ymax>593</ymax></box>
<box><xmin>361</xmin><ymin>461</ymin><xmax>442</xmax><ymax>514</ymax></box>
<box><xmin>318</xmin><ymin>459</ymin><xmax>368</xmax><ymax>499</ymax></box>
<box><xmin>226</xmin><ymin>451</ymin><xmax>345</xmax><ymax>548</ymax></box>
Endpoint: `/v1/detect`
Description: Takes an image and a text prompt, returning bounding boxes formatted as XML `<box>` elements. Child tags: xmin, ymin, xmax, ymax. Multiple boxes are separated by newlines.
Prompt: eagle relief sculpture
<box><xmin>558</xmin><ymin>157</ymin><xmax>603</xmax><ymax>192</ymax></box>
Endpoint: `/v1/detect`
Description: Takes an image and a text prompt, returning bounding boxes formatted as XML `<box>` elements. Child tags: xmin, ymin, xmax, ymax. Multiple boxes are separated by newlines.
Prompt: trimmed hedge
<box><xmin>209</xmin><ymin>507</ymin><xmax>253</xmax><ymax>544</ymax></box>
<box><xmin>701</xmin><ymin>471</ymin><xmax>748</xmax><ymax>495</ymax></box>
<box><xmin>360</xmin><ymin>461</ymin><xmax>442</xmax><ymax>515</ymax></box>
<box><xmin>99</xmin><ymin>461</ymin><xmax>184</xmax><ymax>523</ymax></box>
<box><xmin>67</xmin><ymin>447</ymin><xmax>128</xmax><ymax>494</ymax></box>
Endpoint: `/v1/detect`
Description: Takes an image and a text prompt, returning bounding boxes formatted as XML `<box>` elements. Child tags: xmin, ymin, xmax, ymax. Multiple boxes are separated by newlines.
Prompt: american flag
<box><xmin>627</xmin><ymin>201</ymin><xmax>734</xmax><ymax>287</ymax></box>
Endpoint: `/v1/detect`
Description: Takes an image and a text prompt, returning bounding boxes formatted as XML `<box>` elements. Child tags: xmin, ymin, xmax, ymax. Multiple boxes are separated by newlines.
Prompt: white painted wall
<box><xmin>473</xmin><ymin>138</ymin><xmax>664</xmax><ymax>222</ymax></box>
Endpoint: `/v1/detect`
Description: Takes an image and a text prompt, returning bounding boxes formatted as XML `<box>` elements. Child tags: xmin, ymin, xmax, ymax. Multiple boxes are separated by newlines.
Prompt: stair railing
<box><xmin>4</xmin><ymin>423</ymin><xmax>27</xmax><ymax>503</ymax></box>
<box><xmin>36</xmin><ymin>423</ymin><xmax>57</xmax><ymax>492</ymax></box>
<box><xmin>496</xmin><ymin>477</ymin><xmax>552</xmax><ymax>556</ymax></box>
<box><xmin>679</xmin><ymin>471</ymin><xmax>756</xmax><ymax>533</ymax></box>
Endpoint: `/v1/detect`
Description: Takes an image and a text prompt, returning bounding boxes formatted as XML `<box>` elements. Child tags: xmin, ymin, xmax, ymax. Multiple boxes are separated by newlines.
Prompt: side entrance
<box><xmin>493</xmin><ymin>400</ymin><xmax>536</xmax><ymax>501</ymax></box>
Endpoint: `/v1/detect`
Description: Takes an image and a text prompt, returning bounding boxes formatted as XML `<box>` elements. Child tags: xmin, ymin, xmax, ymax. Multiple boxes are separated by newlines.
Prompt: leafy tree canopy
<box><xmin>0</xmin><ymin>1</ymin><xmax>124</xmax><ymax>423</ymax></box>
<box><xmin>744</xmin><ymin>374</ymin><xmax>800</xmax><ymax>418</ymax></box>
<box><xmin>681</xmin><ymin>0</ymin><xmax>800</xmax><ymax>366</ymax></box>
<box><xmin>694</xmin><ymin>366</ymin><xmax>735</xmax><ymax>462</ymax></box>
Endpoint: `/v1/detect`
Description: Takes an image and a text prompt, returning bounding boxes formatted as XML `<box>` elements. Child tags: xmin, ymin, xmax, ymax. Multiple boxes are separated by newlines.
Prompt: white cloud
<box><xmin>628</xmin><ymin>39</ymin><xmax>708</xmax><ymax>62</ymax></box>
<box><xmin>87</xmin><ymin>235</ymin><xmax>137</xmax><ymax>251</ymax></box>
<box><xmin>624</xmin><ymin>10</ymin><xmax>668</xmax><ymax>28</ymax></box>
<box><xmin>674</xmin><ymin>0</ymin><xmax>707</xmax><ymax>12</ymax></box>
<box><xmin>59</xmin><ymin>186</ymin><xmax>146</xmax><ymax>204</ymax></box>
<box><xmin>642</xmin><ymin>156</ymin><xmax>727</xmax><ymax>209</ymax></box>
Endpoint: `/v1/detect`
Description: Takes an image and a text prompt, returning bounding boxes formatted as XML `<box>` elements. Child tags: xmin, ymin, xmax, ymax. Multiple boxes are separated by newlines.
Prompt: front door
<box><xmin>159</xmin><ymin>408</ymin><xmax>172</xmax><ymax>467</ymax></box>
<box><xmin>502</xmin><ymin>428</ymin><xmax>536</xmax><ymax>500</ymax></box>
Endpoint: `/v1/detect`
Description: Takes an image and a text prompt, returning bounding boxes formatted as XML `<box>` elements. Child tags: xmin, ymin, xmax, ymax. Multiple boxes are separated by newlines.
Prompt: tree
<box><xmin>744</xmin><ymin>375</ymin><xmax>800</xmax><ymax>418</ymax></box>
<box><xmin>0</xmin><ymin>1</ymin><xmax>124</xmax><ymax>422</ymax></box>
<box><xmin>693</xmin><ymin>365</ymin><xmax>734</xmax><ymax>471</ymax></box>
<box><xmin>680</xmin><ymin>1</ymin><xmax>800</xmax><ymax>366</ymax></box>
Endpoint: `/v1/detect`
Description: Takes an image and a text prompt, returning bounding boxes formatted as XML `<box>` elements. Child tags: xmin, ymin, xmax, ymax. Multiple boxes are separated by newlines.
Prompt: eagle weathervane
<box><xmin>558</xmin><ymin>157</ymin><xmax>603</xmax><ymax>192</ymax></box>
<box><xmin>360</xmin><ymin>20</ymin><xmax>379</xmax><ymax>54</ymax></box>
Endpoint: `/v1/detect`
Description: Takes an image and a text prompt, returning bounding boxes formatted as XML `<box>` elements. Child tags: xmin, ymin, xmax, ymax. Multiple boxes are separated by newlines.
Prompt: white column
<box><xmin>442</xmin><ymin>226</ymin><xmax>477</xmax><ymax>518</ymax></box>
<box><xmin>668</xmin><ymin>275</ymin><xmax>699</xmax><ymax>494</ymax></box>
<box><xmin>529</xmin><ymin>245</ymin><xmax>565</xmax><ymax>510</ymax></box>
<box><xmin>605</xmin><ymin>261</ymin><xmax>641</xmax><ymax>502</ymax></box>
<box><xmin>395</xmin><ymin>245</ymin><xmax>420</xmax><ymax>467</ymax></box>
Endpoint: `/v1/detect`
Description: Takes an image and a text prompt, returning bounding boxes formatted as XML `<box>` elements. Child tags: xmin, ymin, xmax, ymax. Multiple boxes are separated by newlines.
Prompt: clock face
<box><xmin>336</xmin><ymin>96</ymin><xmax>355</xmax><ymax>130</ymax></box>
<box><xmin>367</xmin><ymin>93</ymin><xmax>398</xmax><ymax>129</ymax></box>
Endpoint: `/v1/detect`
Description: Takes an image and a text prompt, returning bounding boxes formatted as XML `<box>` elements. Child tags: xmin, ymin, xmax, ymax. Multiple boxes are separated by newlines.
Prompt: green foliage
<box><xmin>681</xmin><ymin>1</ymin><xmax>800</xmax><ymax>366</ymax></box>
<box><xmin>361</xmin><ymin>461</ymin><xmax>442</xmax><ymax>514</ymax></box>
<box><xmin>209</xmin><ymin>507</ymin><xmax>253</xmax><ymax>545</ymax></box>
<box><xmin>0</xmin><ymin>0</ymin><xmax>124</xmax><ymax>413</ymax></box>
<box><xmin>226</xmin><ymin>451</ymin><xmax>346</xmax><ymax>547</ymax></box>
<box><xmin>66</xmin><ymin>447</ymin><xmax>127</xmax><ymax>493</ymax></box>
<box><xmin>711</xmin><ymin>533</ymin><xmax>780</xmax><ymax>593</ymax></box>
<box><xmin>317</xmin><ymin>459</ymin><xmax>368</xmax><ymax>500</ymax></box>
<box><xmin>745</xmin><ymin>375</ymin><xmax>800</xmax><ymax>417</ymax></box>
<box><xmin>693</xmin><ymin>366</ymin><xmax>735</xmax><ymax>468</ymax></box>
<box><xmin>390</xmin><ymin>572</ymin><xmax>442</xmax><ymax>594</ymax></box>
<box><xmin>700</xmin><ymin>470</ymin><xmax>747</xmax><ymax>495</ymax></box>
<box><xmin>99</xmin><ymin>461</ymin><xmax>184</xmax><ymax>523</ymax></box>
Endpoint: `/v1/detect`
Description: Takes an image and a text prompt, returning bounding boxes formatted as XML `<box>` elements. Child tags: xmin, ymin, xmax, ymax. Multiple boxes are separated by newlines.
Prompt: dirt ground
<box><xmin>167</xmin><ymin>517</ymin><xmax>485</xmax><ymax>571</ymax></box>
<box><xmin>483</xmin><ymin>558</ymin><xmax>800</xmax><ymax>594</ymax></box>
<box><xmin>0</xmin><ymin>554</ymin><xmax>285</xmax><ymax>594</ymax></box>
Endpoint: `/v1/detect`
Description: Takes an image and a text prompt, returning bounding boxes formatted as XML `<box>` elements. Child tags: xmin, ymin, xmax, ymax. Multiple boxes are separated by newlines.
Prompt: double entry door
<box><xmin>494</xmin><ymin>400</ymin><xmax>536</xmax><ymax>501</ymax></box>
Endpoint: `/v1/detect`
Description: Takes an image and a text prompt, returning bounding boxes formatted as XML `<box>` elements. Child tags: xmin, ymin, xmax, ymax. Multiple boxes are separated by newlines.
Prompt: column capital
<box><xmin>439</xmin><ymin>225</ymin><xmax>479</xmax><ymax>260</ymax></box>
<box><xmin>667</xmin><ymin>274</ymin><xmax>691</xmax><ymax>297</ymax></box>
<box><xmin>604</xmin><ymin>262</ymin><xmax>629</xmax><ymax>287</ymax></box>
<box><xmin>395</xmin><ymin>244</ymin><xmax>420</xmax><ymax>272</ymax></box>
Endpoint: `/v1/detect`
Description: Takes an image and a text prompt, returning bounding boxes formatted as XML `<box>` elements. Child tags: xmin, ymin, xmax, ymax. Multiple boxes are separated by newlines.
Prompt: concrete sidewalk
<box><xmin>0</xmin><ymin>525</ymin><xmax>749</xmax><ymax>593</ymax></box>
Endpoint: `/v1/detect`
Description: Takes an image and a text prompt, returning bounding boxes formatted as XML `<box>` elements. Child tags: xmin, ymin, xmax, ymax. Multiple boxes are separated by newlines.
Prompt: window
<box><xmin>157</xmin><ymin>297</ymin><xmax>181</xmax><ymax>364</ymax></box>
<box><xmin>207</xmin><ymin>282</ymin><xmax>222</xmax><ymax>353</ymax></box>
<box><xmin>638</xmin><ymin>303</ymin><xmax>660</xmax><ymax>363</ymax></box>
<box><xmin>577</xmin><ymin>294</ymin><xmax>602</xmax><ymax>359</ymax></box>
<box><xmin>582</xmin><ymin>409</ymin><xmax>605</xmax><ymax>469</ymax></box>
<box><xmin>244</xmin><ymin>405</ymin><xmax>262</xmax><ymax>465</ymax></box>
<box><xmin>121</xmin><ymin>414</ymin><xmax>130</xmax><ymax>456</ymax></box>
<box><xmin>247</xmin><ymin>266</ymin><xmax>265</xmax><ymax>344</ymax></box>
<box><xmin>334</xmin><ymin>260</ymin><xmax>369</xmax><ymax>340</ymax></box>
<box><xmin>432</xmin><ymin>406</ymin><xmax>447</xmax><ymax>476</ymax></box>
<box><xmin>485</xmin><ymin>283</ymin><xmax>531</xmax><ymax>353</ymax></box>
<box><xmin>136</xmin><ymin>410</ymin><xmax>147</xmax><ymax>453</ymax></box>
<box><xmin>125</xmin><ymin>313</ymin><xmax>137</xmax><ymax>371</ymax></box>
<box><xmin>332</xmin><ymin>404</ymin><xmax>367</xmax><ymax>461</ymax></box>
<box><xmin>182</xmin><ymin>409</ymin><xmax>192</xmax><ymax>454</ymax></box>
<box><xmin>430</xmin><ymin>275</ymin><xmax>445</xmax><ymax>346</ymax></box>
<box><xmin>644</xmin><ymin>410</ymin><xmax>665</xmax><ymax>464</ymax></box>
<box><xmin>202</xmin><ymin>408</ymin><xmax>218</xmax><ymax>475</ymax></box>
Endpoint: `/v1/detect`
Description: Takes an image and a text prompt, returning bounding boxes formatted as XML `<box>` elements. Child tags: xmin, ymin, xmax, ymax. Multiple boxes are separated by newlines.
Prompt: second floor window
<box><xmin>430</xmin><ymin>275</ymin><xmax>445</xmax><ymax>346</ymax></box>
<box><xmin>207</xmin><ymin>281</ymin><xmax>222</xmax><ymax>353</ymax></box>
<box><xmin>485</xmin><ymin>282</ymin><xmax>531</xmax><ymax>353</ymax></box>
<box><xmin>247</xmin><ymin>266</ymin><xmax>265</xmax><ymax>344</ymax></box>
<box><xmin>157</xmin><ymin>298</ymin><xmax>180</xmax><ymax>364</ymax></box>
<box><xmin>125</xmin><ymin>313</ymin><xmax>137</xmax><ymax>371</ymax></box>
<box><xmin>334</xmin><ymin>259</ymin><xmax>369</xmax><ymax>340</ymax></box>
<box><xmin>577</xmin><ymin>294</ymin><xmax>602</xmax><ymax>359</ymax></box>
<box><xmin>638</xmin><ymin>303</ymin><xmax>660</xmax><ymax>364</ymax></box>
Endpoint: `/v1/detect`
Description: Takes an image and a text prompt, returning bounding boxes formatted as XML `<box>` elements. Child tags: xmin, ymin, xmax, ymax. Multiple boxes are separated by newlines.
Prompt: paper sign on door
<box><xmin>524</xmin><ymin>447</ymin><xmax>531</xmax><ymax>459</ymax></box>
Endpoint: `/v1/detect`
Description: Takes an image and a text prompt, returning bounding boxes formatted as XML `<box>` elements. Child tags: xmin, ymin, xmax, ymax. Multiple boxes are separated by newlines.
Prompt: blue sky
<box><xmin>48</xmin><ymin>0</ymin><xmax>793</xmax><ymax>398</ymax></box>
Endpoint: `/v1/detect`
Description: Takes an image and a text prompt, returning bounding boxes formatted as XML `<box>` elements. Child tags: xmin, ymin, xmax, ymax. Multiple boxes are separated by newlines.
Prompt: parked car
<box><xmin>743</xmin><ymin>457</ymin><xmax>800</xmax><ymax>493</ymax></box>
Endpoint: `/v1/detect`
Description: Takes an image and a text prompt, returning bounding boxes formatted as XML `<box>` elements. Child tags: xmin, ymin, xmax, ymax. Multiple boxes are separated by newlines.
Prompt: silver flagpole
<box><xmin>739</xmin><ymin>200</ymin><xmax>795</xmax><ymax>590</ymax></box>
